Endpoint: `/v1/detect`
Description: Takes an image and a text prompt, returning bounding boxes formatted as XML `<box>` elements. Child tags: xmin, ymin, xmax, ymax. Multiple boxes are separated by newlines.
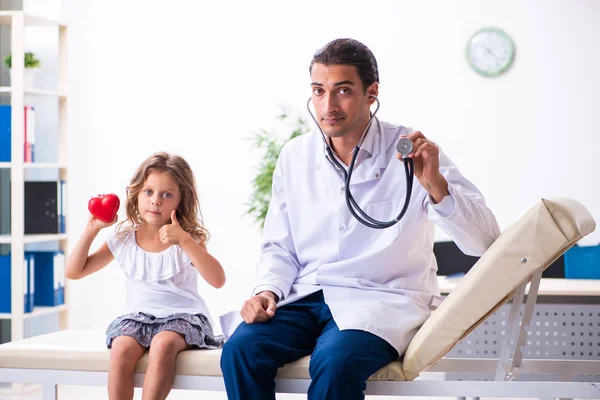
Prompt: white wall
<box><xmin>8</xmin><ymin>1</ymin><xmax>598</xmax><ymax>399</ymax></box>
<box><xmin>28</xmin><ymin>0</ymin><xmax>600</xmax><ymax>335</ymax></box>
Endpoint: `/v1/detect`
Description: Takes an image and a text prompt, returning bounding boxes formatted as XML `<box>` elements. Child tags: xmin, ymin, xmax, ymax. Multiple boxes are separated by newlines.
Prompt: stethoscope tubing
<box><xmin>306</xmin><ymin>96</ymin><xmax>414</xmax><ymax>229</ymax></box>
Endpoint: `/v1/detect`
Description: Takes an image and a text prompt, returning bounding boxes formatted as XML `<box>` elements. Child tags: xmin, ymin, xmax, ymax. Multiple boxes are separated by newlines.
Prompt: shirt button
<box><xmin>339</xmin><ymin>225</ymin><xmax>345</xmax><ymax>231</ymax></box>
<box><xmin>375</xmin><ymin>172</ymin><xmax>380</xmax><ymax>178</ymax></box>
<box><xmin>341</xmin><ymin>186</ymin><xmax>345</xmax><ymax>192</ymax></box>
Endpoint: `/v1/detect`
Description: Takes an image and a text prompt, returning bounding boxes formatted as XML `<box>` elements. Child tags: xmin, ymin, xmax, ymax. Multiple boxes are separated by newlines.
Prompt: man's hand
<box><xmin>396</xmin><ymin>130</ymin><xmax>449</xmax><ymax>204</ymax></box>
<box><xmin>240</xmin><ymin>291</ymin><xmax>278</xmax><ymax>324</ymax></box>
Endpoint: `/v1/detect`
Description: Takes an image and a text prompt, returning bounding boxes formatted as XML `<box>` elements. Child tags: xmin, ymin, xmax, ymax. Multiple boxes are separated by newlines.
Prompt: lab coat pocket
<box><xmin>363</xmin><ymin>198</ymin><xmax>405</xmax><ymax>250</ymax></box>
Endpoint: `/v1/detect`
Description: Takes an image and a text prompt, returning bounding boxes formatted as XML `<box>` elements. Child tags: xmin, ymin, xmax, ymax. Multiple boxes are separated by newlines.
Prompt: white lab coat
<box><xmin>221</xmin><ymin>118</ymin><xmax>500</xmax><ymax>355</ymax></box>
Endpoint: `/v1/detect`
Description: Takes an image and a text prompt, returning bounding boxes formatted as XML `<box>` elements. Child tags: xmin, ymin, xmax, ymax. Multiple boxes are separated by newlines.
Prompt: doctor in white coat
<box><xmin>220</xmin><ymin>38</ymin><xmax>501</xmax><ymax>400</ymax></box>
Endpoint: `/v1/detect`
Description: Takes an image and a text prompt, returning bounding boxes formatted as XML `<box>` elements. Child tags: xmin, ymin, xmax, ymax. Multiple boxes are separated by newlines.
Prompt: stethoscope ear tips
<box><xmin>396</xmin><ymin>137</ymin><xmax>414</xmax><ymax>157</ymax></box>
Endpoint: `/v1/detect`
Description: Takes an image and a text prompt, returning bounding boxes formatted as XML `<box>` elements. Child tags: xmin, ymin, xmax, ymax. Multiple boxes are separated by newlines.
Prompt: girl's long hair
<box><xmin>116</xmin><ymin>152</ymin><xmax>209</xmax><ymax>243</ymax></box>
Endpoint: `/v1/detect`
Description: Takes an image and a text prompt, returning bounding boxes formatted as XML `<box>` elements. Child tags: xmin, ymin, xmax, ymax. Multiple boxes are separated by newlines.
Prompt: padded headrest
<box><xmin>402</xmin><ymin>198</ymin><xmax>596</xmax><ymax>380</ymax></box>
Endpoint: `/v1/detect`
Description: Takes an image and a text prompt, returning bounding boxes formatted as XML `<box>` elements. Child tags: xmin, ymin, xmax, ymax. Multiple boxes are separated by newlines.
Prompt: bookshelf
<box><xmin>0</xmin><ymin>87</ymin><xmax>66</xmax><ymax>98</ymax></box>
<box><xmin>0</xmin><ymin>11</ymin><xmax>68</xmax><ymax>343</ymax></box>
<box><xmin>0</xmin><ymin>234</ymin><xmax>67</xmax><ymax>244</ymax></box>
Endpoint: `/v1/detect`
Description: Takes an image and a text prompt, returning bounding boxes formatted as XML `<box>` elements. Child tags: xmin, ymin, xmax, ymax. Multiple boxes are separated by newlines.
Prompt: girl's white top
<box><xmin>107</xmin><ymin>229</ymin><xmax>212</xmax><ymax>320</ymax></box>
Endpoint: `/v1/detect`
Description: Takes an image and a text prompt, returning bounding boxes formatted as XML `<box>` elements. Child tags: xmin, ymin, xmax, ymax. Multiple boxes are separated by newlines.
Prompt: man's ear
<box><xmin>367</xmin><ymin>82</ymin><xmax>379</xmax><ymax>104</ymax></box>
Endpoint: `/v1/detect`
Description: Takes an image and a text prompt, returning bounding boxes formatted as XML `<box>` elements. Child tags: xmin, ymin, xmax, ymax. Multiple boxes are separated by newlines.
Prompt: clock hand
<box><xmin>475</xmin><ymin>43</ymin><xmax>502</xmax><ymax>59</ymax></box>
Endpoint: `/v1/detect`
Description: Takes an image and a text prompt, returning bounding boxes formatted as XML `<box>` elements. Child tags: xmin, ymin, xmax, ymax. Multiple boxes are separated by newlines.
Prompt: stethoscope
<box><xmin>306</xmin><ymin>95</ymin><xmax>415</xmax><ymax>229</ymax></box>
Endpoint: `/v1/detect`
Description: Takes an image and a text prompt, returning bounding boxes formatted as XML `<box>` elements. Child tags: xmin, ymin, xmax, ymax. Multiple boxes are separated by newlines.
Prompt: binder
<box><xmin>24</xmin><ymin>105</ymin><xmax>28</xmax><ymax>162</ymax></box>
<box><xmin>24</xmin><ymin>106</ymin><xmax>35</xmax><ymax>162</ymax></box>
<box><xmin>54</xmin><ymin>252</ymin><xmax>65</xmax><ymax>305</ymax></box>
<box><xmin>28</xmin><ymin>251</ymin><xmax>65</xmax><ymax>307</ymax></box>
<box><xmin>0</xmin><ymin>105</ymin><xmax>36</xmax><ymax>162</ymax></box>
<box><xmin>0</xmin><ymin>105</ymin><xmax>10</xmax><ymax>162</ymax></box>
<box><xmin>24</xmin><ymin>181</ymin><xmax>60</xmax><ymax>234</ymax></box>
<box><xmin>564</xmin><ymin>244</ymin><xmax>600</xmax><ymax>279</ymax></box>
<box><xmin>0</xmin><ymin>169</ymin><xmax>9</xmax><ymax>235</ymax></box>
<box><xmin>58</xmin><ymin>180</ymin><xmax>66</xmax><ymax>233</ymax></box>
<box><xmin>0</xmin><ymin>254</ymin><xmax>34</xmax><ymax>313</ymax></box>
<box><xmin>25</xmin><ymin>254</ymin><xmax>34</xmax><ymax>313</ymax></box>
<box><xmin>0</xmin><ymin>255</ymin><xmax>9</xmax><ymax>313</ymax></box>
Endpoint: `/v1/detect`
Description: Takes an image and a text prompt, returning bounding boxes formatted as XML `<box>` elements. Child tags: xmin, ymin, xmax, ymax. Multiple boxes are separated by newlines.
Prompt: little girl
<box><xmin>66</xmin><ymin>152</ymin><xmax>225</xmax><ymax>400</ymax></box>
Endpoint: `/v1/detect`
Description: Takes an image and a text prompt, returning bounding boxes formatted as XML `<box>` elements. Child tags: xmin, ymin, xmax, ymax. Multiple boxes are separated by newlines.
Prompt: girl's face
<box><xmin>137</xmin><ymin>171</ymin><xmax>181</xmax><ymax>226</ymax></box>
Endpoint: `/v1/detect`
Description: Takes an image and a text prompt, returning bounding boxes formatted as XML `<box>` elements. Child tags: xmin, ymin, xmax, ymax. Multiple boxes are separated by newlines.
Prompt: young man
<box><xmin>221</xmin><ymin>38</ymin><xmax>501</xmax><ymax>400</ymax></box>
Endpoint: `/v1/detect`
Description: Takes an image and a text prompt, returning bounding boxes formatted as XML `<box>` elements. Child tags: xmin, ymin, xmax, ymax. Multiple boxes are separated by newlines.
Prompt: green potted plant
<box><xmin>4</xmin><ymin>52</ymin><xmax>41</xmax><ymax>89</ymax></box>
<box><xmin>246</xmin><ymin>106</ymin><xmax>311</xmax><ymax>230</ymax></box>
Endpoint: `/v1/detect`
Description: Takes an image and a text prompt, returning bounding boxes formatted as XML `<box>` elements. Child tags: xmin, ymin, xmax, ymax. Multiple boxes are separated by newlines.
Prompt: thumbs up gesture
<box><xmin>159</xmin><ymin>210</ymin><xmax>187</xmax><ymax>245</ymax></box>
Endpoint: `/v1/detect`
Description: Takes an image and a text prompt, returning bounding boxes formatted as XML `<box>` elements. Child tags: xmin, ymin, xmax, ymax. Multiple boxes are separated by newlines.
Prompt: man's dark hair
<box><xmin>309</xmin><ymin>38</ymin><xmax>379</xmax><ymax>91</ymax></box>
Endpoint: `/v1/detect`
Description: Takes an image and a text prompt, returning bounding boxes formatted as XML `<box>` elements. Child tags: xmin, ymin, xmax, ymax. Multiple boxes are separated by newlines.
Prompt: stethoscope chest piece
<box><xmin>396</xmin><ymin>137</ymin><xmax>414</xmax><ymax>157</ymax></box>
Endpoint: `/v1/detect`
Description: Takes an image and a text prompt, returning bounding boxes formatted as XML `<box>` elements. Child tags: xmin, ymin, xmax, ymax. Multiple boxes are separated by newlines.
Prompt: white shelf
<box><xmin>25</xmin><ymin>163</ymin><xmax>67</xmax><ymax>169</ymax></box>
<box><xmin>0</xmin><ymin>383</ymin><xmax>41</xmax><ymax>395</ymax></box>
<box><xmin>0</xmin><ymin>305</ymin><xmax>67</xmax><ymax>320</ymax></box>
<box><xmin>0</xmin><ymin>162</ymin><xmax>67</xmax><ymax>169</ymax></box>
<box><xmin>0</xmin><ymin>233</ymin><xmax>67</xmax><ymax>244</ymax></box>
<box><xmin>25</xmin><ymin>305</ymin><xmax>68</xmax><ymax>319</ymax></box>
<box><xmin>2</xmin><ymin>9</ymin><xmax>69</xmax><ymax>343</ymax></box>
<box><xmin>0</xmin><ymin>11</ymin><xmax>65</xmax><ymax>28</ymax></box>
<box><xmin>0</xmin><ymin>86</ymin><xmax>67</xmax><ymax>99</ymax></box>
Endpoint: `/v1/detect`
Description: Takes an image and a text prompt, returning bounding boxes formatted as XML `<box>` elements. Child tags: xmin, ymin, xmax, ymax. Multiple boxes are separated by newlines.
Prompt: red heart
<box><xmin>88</xmin><ymin>193</ymin><xmax>120</xmax><ymax>223</ymax></box>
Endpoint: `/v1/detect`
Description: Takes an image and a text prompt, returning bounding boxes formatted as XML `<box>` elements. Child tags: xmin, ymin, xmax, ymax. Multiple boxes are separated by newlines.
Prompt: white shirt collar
<box><xmin>317</xmin><ymin>117</ymin><xmax>381</xmax><ymax>168</ymax></box>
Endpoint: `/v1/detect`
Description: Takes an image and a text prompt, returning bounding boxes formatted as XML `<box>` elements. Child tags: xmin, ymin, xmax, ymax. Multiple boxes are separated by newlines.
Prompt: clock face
<box><xmin>466</xmin><ymin>27</ymin><xmax>515</xmax><ymax>77</ymax></box>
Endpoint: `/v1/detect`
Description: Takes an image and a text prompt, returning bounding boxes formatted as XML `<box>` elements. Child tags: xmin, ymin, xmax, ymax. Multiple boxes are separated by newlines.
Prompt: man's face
<box><xmin>310</xmin><ymin>63</ymin><xmax>377</xmax><ymax>139</ymax></box>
